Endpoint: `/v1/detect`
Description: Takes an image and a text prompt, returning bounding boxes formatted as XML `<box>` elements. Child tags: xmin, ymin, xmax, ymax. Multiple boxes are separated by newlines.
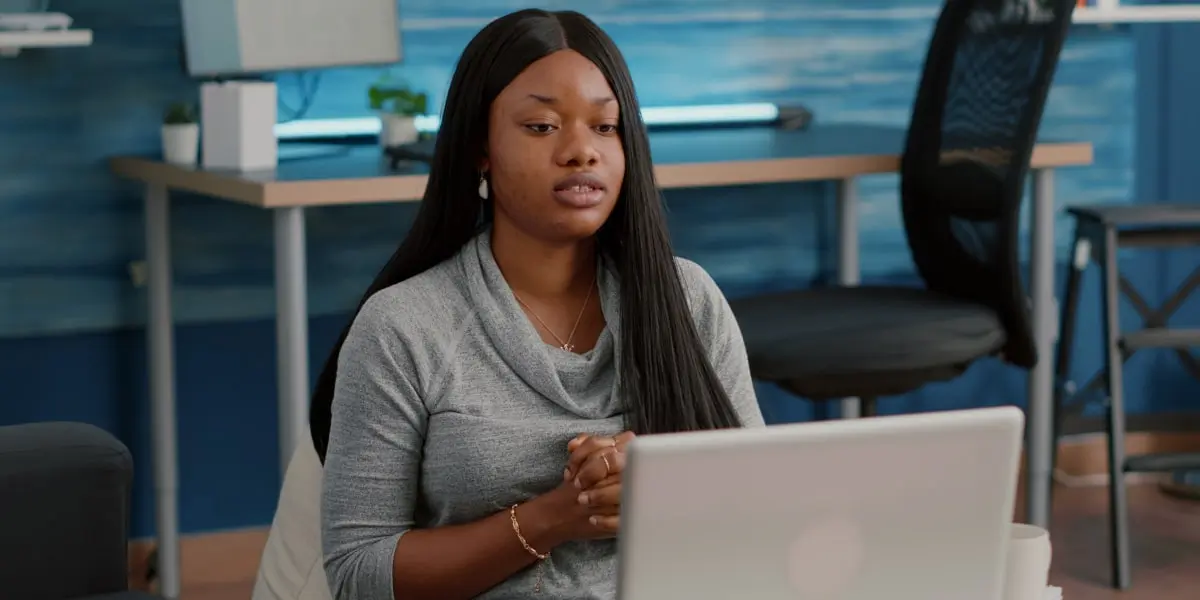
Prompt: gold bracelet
<box><xmin>510</xmin><ymin>504</ymin><xmax>548</xmax><ymax>559</ymax></box>
<box><xmin>510</xmin><ymin>504</ymin><xmax>548</xmax><ymax>593</ymax></box>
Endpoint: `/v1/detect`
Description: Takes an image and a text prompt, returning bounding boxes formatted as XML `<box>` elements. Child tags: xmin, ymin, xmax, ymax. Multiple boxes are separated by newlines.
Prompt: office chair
<box><xmin>728</xmin><ymin>0</ymin><xmax>1076</xmax><ymax>418</ymax></box>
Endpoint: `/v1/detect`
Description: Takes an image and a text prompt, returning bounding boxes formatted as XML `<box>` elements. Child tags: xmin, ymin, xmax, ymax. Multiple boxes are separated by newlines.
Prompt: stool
<box><xmin>1052</xmin><ymin>204</ymin><xmax>1200</xmax><ymax>590</ymax></box>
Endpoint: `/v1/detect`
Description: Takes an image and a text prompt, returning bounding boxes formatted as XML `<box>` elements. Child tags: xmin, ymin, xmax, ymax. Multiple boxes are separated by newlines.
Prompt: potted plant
<box><xmin>368</xmin><ymin>74</ymin><xmax>428</xmax><ymax>148</ymax></box>
<box><xmin>161</xmin><ymin>102</ymin><xmax>199</xmax><ymax>166</ymax></box>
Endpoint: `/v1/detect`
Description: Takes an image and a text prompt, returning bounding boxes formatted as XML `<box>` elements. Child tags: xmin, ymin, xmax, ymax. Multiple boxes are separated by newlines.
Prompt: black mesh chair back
<box><xmin>900</xmin><ymin>0</ymin><xmax>1075</xmax><ymax>369</ymax></box>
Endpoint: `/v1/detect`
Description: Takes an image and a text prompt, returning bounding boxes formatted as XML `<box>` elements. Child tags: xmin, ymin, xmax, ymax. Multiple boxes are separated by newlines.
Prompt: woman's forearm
<box><xmin>389</xmin><ymin>494</ymin><xmax>569</xmax><ymax>600</ymax></box>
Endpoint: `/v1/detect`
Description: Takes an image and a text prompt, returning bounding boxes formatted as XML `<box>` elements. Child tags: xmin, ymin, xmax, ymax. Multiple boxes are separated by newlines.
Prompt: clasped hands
<box><xmin>560</xmin><ymin>430</ymin><xmax>635</xmax><ymax>537</ymax></box>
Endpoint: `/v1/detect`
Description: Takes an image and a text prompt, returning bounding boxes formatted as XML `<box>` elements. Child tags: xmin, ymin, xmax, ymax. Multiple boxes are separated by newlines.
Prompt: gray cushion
<box><xmin>1066</xmin><ymin>203</ymin><xmax>1200</xmax><ymax>227</ymax></box>
<box><xmin>0</xmin><ymin>422</ymin><xmax>135</xmax><ymax>600</ymax></box>
<box><xmin>729</xmin><ymin>286</ymin><xmax>1005</xmax><ymax>392</ymax></box>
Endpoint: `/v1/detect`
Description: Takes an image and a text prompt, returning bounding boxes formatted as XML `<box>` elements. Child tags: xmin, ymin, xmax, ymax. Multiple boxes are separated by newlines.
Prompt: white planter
<box><xmin>161</xmin><ymin>123</ymin><xmax>199</xmax><ymax>166</ymax></box>
<box><xmin>379</xmin><ymin>113</ymin><xmax>418</xmax><ymax>148</ymax></box>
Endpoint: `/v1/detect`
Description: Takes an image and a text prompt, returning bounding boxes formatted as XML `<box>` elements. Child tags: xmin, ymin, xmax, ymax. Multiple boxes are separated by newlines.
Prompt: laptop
<box><xmin>617</xmin><ymin>406</ymin><xmax>1024</xmax><ymax>600</ymax></box>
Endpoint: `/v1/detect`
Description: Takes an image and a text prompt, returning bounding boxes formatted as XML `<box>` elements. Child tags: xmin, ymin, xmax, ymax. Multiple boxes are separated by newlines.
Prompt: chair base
<box><xmin>807</xmin><ymin>397</ymin><xmax>878</xmax><ymax>421</ymax></box>
<box><xmin>769</xmin><ymin>362</ymin><xmax>972</xmax><ymax>421</ymax></box>
<box><xmin>777</xmin><ymin>363</ymin><xmax>970</xmax><ymax>401</ymax></box>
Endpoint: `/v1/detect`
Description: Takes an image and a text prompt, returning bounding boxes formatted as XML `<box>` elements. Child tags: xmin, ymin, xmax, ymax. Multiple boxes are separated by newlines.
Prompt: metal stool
<box><xmin>1053</xmin><ymin>204</ymin><xmax>1200</xmax><ymax>590</ymax></box>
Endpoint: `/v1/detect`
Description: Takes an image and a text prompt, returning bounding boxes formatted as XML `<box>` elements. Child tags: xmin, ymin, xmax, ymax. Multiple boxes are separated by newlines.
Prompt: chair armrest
<box><xmin>0</xmin><ymin>422</ymin><xmax>134</xmax><ymax>600</ymax></box>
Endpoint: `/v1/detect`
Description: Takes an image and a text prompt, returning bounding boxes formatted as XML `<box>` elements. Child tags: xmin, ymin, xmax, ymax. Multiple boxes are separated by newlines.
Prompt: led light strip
<box><xmin>274</xmin><ymin>102</ymin><xmax>780</xmax><ymax>140</ymax></box>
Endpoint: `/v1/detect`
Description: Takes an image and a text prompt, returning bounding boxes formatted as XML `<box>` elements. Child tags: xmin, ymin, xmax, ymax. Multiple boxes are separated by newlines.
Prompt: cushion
<box><xmin>252</xmin><ymin>429</ymin><xmax>331</xmax><ymax>600</ymax></box>
<box><xmin>729</xmin><ymin>285</ymin><xmax>1005</xmax><ymax>394</ymax></box>
<box><xmin>0</xmin><ymin>422</ymin><xmax>133</xmax><ymax>600</ymax></box>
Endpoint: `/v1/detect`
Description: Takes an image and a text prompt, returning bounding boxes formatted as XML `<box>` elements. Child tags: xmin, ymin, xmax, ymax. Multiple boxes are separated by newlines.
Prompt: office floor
<box><xmin>1027</xmin><ymin>483</ymin><xmax>1200</xmax><ymax>599</ymax></box>
<box><xmin>178</xmin><ymin>483</ymin><xmax>1199</xmax><ymax>600</ymax></box>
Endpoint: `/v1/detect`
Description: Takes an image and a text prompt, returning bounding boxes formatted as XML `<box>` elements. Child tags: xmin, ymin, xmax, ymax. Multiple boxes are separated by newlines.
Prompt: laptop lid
<box><xmin>617</xmin><ymin>406</ymin><xmax>1024</xmax><ymax>600</ymax></box>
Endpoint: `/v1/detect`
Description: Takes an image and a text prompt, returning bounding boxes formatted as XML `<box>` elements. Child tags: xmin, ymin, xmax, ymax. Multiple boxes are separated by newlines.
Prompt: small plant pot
<box><xmin>161</xmin><ymin>123</ymin><xmax>200</xmax><ymax>166</ymax></box>
<box><xmin>379</xmin><ymin>113</ymin><xmax>418</xmax><ymax>148</ymax></box>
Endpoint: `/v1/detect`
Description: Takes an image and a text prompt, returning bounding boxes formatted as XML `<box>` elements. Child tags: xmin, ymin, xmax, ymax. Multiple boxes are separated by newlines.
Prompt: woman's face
<box><xmin>484</xmin><ymin>49</ymin><xmax>626</xmax><ymax>245</ymax></box>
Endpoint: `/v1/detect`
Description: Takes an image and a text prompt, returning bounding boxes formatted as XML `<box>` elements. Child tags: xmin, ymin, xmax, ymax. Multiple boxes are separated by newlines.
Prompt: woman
<box><xmin>316</xmin><ymin>8</ymin><xmax>764</xmax><ymax>600</ymax></box>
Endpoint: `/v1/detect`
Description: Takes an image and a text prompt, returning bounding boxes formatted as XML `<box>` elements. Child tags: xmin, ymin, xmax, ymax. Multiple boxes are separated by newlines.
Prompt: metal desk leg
<box><xmin>145</xmin><ymin>184</ymin><xmax>181</xmax><ymax>600</ymax></box>
<box><xmin>1027</xmin><ymin>168</ymin><xmax>1058</xmax><ymax>528</ymax></box>
<box><xmin>836</xmin><ymin>178</ymin><xmax>862</xmax><ymax>419</ymax></box>
<box><xmin>274</xmin><ymin>207</ymin><xmax>310</xmax><ymax>475</ymax></box>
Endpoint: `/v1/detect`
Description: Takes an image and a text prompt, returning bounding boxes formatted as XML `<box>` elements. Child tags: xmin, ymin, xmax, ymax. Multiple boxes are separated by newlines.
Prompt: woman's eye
<box><xmin>595</xmin><ymin>124</ymin><xmax>619</xmax><ymax>134</ymax></box>
<box><xmin>525</xmin><ymin>123</ymin><xmax>556</xmax><ymax>134</ymax></box>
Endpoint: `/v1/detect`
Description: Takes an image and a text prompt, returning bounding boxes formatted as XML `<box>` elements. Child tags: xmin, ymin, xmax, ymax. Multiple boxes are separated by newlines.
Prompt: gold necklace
<box><xmin>513</xmin><ymin>278</ymin><xmax>595</xmax><ymax>352</ymax></box>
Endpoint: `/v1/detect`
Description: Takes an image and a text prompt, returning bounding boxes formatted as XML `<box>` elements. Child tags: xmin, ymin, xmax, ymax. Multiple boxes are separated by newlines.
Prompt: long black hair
<box><xmin>310</xmin><ymin>9</ymin><xmax>743</xmax><ymax>462</ymax></box>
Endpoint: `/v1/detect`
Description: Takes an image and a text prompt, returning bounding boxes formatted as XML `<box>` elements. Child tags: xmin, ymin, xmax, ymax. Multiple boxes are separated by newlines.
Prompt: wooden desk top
<box><xmin>109</xmin><ymin>124</ymin><xmax>1093</xmax><ymax>209</ymax></box>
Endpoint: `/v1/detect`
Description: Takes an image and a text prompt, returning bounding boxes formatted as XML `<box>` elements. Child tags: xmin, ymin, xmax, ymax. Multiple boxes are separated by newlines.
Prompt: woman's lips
<box><xmin>553</xmin><ymin>184</ymin><xmax>606</xmax><ymax>208</ymax></box>
<box><xmin>553</xmin><ymin>173</ymin><xmax>607</xmax><ymax>208</ymax></box>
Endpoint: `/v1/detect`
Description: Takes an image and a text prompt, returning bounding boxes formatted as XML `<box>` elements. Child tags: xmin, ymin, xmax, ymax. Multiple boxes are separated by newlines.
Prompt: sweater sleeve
<box><xmin>321</xmin><ymin>293</ymin><xmax>429</xmax><ymax>600</ymax></box>
<box><xmin>676</xmin><ymin>258</ymin><xmax>766</xmax><ymax>428</ymax></box>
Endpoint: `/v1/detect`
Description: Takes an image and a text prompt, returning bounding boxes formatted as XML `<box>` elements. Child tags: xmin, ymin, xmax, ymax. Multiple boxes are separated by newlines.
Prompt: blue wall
<box><xmin>1</xmin><ymin>0</ymin><xmax>1194</xmax><ymax>537</ymax></box>
<box><xmin>1132</xmin><ymin>8</ymin><xmax>1200</xmax><ymax>420</ymax></box>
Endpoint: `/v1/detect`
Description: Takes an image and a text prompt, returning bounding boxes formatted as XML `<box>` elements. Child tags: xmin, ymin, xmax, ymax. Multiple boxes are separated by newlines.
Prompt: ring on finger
<box><xmin>601</xmin><ymin>453</ymin><xmax>611</xmax><ymax>475</ymax></box>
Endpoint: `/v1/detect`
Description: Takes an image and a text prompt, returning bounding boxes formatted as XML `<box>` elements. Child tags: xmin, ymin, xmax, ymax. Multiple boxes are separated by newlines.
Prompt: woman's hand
<box><xmin>562</xmin><ymin>431</ymin><xmax>636</xmax><ymax>532</ymax></box>
<box><xmin>520</xmin><ymin>475</ymin><xmax>622</xmax><ymax>546</ymax></box>
<box><xmin>515</xmin><ymin>432</ymin><xmax>635</xmax><ymax>547</ymax></box>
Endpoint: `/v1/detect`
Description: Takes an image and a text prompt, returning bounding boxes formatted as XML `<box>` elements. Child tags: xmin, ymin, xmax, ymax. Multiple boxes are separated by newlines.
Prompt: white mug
<box><xmin>1003</xmin><ymin>523</ymin><xmax>1052</xmax><ymax>600</ymax></box>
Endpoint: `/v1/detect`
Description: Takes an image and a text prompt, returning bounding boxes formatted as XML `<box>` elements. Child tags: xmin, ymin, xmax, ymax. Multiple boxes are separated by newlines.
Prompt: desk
<box><xmin>110</xmin><ymin>124</ymin><xmax>1092</xmax><ymax>599</ymax></box>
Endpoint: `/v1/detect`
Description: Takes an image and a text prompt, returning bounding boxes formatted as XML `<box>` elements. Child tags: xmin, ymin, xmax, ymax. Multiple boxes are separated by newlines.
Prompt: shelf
<box><xmin>1075</xmin><ymin>5</ymin><xmax>1200</xmax><ymax>24</ymax></box>
<box><xmin>0</xmin><ymin>29</ymin><xmax>92</xmax><ymax>57</ymax></box>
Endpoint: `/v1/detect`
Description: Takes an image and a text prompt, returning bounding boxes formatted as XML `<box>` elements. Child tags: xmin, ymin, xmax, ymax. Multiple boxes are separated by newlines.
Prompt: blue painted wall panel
<box><xmin>1133</xmin><ymin>5</ymin><xmax>1200</xmax><ymax>420</ymax></box>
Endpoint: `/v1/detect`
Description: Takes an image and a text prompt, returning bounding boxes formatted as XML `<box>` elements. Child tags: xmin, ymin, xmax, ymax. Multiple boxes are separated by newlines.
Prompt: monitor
<box><xmin>180</xmin><ymin>0</ymin><xmax>401</xmax><ymax>77</ymax></box>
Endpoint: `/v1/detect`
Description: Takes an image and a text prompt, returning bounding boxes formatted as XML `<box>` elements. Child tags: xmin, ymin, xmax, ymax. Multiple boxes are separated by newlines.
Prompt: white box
<box><xmin>181</xmin><ymin>0</ymin><xmax>400</xmax><ymax>76</ymax></box>
<box><xmin>200</xmin><ymin>80</ymin><xmax>278</xmax><ymax>171</ymax></box>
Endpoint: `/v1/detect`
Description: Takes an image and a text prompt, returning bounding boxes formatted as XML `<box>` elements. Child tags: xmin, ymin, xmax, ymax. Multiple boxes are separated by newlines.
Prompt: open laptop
<box><xmin>617</xmin><ymin>406</ymin><xmax>1024</xmax><ymax>600</ymax></box>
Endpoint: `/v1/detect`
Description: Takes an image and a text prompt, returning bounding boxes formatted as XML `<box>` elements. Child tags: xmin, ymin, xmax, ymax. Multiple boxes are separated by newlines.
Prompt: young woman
<box><xmin>311</xmin><ymin>8</ymin><xmax>765</xmax><ymax>600</ymax></box>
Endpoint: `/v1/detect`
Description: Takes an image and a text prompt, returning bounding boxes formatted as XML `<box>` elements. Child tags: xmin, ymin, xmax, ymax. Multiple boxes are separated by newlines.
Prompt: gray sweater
<box><xmin>321</xmin><ymin>230</ymin><xmax>765</xmax><ymax>600</ymax></box>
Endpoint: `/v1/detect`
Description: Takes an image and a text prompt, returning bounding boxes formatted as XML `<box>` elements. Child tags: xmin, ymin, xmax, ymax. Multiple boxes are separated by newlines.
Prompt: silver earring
<box><xmin>478</xmin><ymin>173</ymin><xmax>489</xmax><ymax>200</ymax></box>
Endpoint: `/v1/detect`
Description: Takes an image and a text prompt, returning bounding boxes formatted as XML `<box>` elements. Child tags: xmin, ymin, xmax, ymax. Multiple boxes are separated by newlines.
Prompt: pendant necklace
<box><xmin>513</xmin><ymin>278</ymin><xmax>595</xmax><ymax>352</ymax></box>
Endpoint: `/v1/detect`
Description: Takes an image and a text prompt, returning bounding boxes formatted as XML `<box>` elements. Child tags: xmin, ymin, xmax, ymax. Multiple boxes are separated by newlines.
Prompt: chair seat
<box><xmin>728</xmin><ymin>286</ymin><xmax>1005</xmax><ymax>398</ymax></box>
<box><xmin>1067</xmin><ymin>204</ymin><xmax>1200</xmax><ymax>227</ymax></box>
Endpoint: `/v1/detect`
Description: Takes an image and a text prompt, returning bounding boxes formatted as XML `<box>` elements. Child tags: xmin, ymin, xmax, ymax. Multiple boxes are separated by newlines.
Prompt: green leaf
<box><xmin>366</xmin><ymin>74</ymin><xmax>428</xmax><ymax>116</ymax></box>
<box><xmin>163</xmin><ymin>102</ymin><xmax>197</xmax><ymax>125</ymax></box>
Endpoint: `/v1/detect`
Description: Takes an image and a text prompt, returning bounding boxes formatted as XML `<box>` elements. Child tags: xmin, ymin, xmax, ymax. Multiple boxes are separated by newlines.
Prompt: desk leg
<box><xmin>274</xmin><ymin>207</ymin><xmax>310</xmax><ymax>476</ymax></box>
<box><xmin>836</xmin><ymin>178</ymin><xmax>862</xmax><ymax>419</ymax></box>
<box><xmin>145</xmin><ymin>184</ymin><xmax>181</xmax><ymax>600</ymax></box>
<box><xmin>1027</xmin><ymin>168</ymin><xmax>1058</xmax><ymax>529</ymax></box>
